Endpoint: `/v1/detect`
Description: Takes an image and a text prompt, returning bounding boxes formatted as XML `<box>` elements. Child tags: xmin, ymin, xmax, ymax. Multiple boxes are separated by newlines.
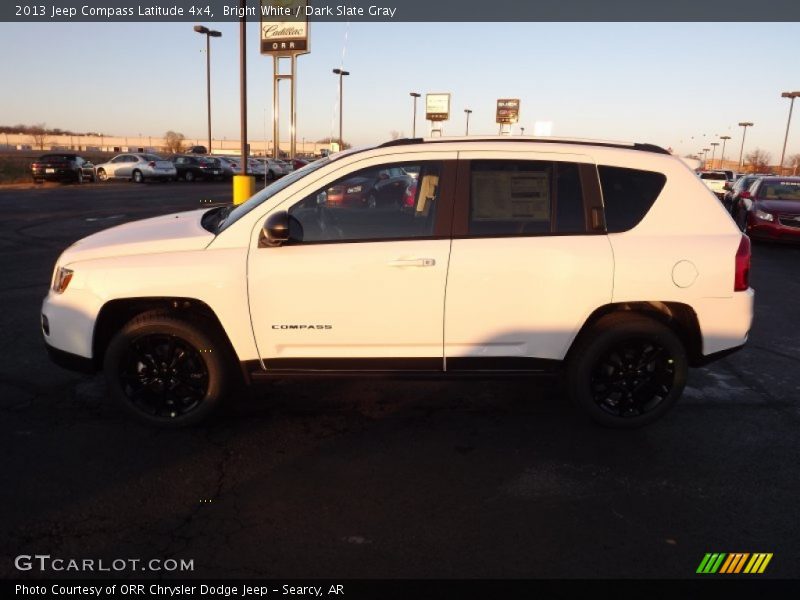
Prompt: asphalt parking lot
<box><xmin>0</xmin><ymin>180</ymin><xmax>799</xmax><ymax>579</ymax></box>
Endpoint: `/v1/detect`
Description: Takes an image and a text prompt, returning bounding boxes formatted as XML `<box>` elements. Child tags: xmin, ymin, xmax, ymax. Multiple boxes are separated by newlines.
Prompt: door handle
<box><xmin>387</xmin><ymin>258</ymin><xmax>436</xmax><ymax>267</ymax></box>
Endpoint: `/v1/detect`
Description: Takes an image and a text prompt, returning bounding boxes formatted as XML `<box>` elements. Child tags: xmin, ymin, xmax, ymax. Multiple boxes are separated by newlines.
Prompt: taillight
<box><xmin>740</xmin><ymin>191</ymin><xmax>751</xmax><ymax>199</ymax></box>
<box><xmin>404</xmin><ymin>184</ymin><xmax>417</xmax><ymax>207</ymax></box>
<box><xmin>148</xmin><ymin>161</ymin><xmax>156</xmax><ymax>168</ymax></box>
<box><xmin>734</xmin><ymin>234</ymin><xmax>751</xmax><ymax>291</ymax></box>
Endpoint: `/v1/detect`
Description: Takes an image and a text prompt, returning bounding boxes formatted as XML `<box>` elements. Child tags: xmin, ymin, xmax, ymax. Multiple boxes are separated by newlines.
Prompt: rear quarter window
<box><xmin>598</xmin><ymin>166</ymin><xmax>667</xmax><ymax>233</ymax></box>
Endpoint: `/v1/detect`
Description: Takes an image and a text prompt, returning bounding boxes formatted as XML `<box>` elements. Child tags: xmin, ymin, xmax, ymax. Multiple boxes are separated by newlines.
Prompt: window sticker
<box><xmin>472</xmin><ymin>171</ymin><xmax>550</xmax><ymax>221</ymax></box>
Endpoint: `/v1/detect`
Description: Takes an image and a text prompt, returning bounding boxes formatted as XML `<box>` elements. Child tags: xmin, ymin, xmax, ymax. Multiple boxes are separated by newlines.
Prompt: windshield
<box><xmin>217</xmin><ymin>157</ymin><xmax>331</xmax><ymax>233</ymax></box>
<box><xmin>700</xmin><ymin>172</ymin><xmax>727</xmax><ymax>180</ymax></box>
<box><xmin>759</xmin><ymin>180</ymin><xmax>800</xmax><ymax>201</ymax></box>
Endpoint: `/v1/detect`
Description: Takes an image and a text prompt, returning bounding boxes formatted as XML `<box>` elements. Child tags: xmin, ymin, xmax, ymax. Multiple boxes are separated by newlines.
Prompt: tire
<box><xmin>736</xmin><ymin>210</ymin><xmax>748</xmax><ymax>232</ymax></box>
<box><xmin>75</xmin><ymin>170</ymin><xmax>83</xmax><ymax>184</ymax></box>
<box><xmin>33</xmin><ymin>177</ymin><xmax>43</xmax><ymax>184</ymax></box>
<box><xmin>565</xmin><ymin>314</ymin><xmax>688</xmax><ymax>428</ymax></box>
<box><xmin>104</xmin><ymin>312</ymin><xmax>232</xmax><ymax>427</ymax></box>
<box><xmin>88</xmin><ymin>172</ymin><xmax>96</xmax><ymax>183</ymax></box>
<box><xmin>97</xmin><ymin>169</ymin><xmax>108</xmax><ymax>182</ymax></box>
<box><xmin>267</xmin><ymin>170</ymin><xmax>276</xmax><ymax>182</ymax></box>
<box><xmin>132</xmin><ymin>170</ymin><xmax>144</xmax><ymax>184</ymax></box>
<box><xmin>184</xmin><ymin>170</ymin><xmax>195</xmax><ymax>182</ymax></box>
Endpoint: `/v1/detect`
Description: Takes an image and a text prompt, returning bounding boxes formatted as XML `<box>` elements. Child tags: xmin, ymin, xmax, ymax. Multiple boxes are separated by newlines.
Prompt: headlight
<box><xmin>52</xmin><ymin>266</ymin><xmax>74</xmax><ymax>294</ymax></box>
<box><xmin>346</xmin><ymin>185</ymin><xmax>362</xmax><ymax>194</ymax></box>
<box><xmin>754</xmin><ymin>209</ymin><xmax>774</xmax><ymax>222</ymax></box>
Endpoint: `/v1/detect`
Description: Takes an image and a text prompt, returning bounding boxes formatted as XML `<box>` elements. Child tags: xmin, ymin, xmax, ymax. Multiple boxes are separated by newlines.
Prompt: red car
<box><xmin>736</xmin><ymin>176</ymin><xmax>800</xmax><ymax>242</ymax></box>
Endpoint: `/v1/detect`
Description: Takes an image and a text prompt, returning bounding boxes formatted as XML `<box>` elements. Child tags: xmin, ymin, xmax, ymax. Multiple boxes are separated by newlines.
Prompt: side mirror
<box><xmin>262</xmin><ymin>211</ymin><xmax>290</xmax><ymax>246</ymax></box>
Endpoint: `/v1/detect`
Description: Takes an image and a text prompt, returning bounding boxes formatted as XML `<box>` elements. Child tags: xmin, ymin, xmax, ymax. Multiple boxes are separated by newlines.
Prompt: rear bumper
<box><xmin>694</xmin><ymin>289</ymin><xmax>754</xmax><ymax>358</ymax></box>
<box><xmin>32</xmin><ymin>168</ymin><xmax>78</xmax><ymax>181</ymax></box>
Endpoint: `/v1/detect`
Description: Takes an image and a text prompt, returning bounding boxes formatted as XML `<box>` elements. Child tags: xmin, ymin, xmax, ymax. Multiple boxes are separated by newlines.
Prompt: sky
<box><xmin>1</xmin><ymin>21</ymin><xmax>799</xmax><ymax>161</ymax></box>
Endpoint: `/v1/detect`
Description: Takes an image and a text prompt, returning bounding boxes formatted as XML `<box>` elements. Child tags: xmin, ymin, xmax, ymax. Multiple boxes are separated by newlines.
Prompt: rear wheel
<box><xmin>565</xmin><ymin>314</ymin><xmax>687</xmax><ymax>428</ymax></box>
<box><xmin>184</xmin><ymin>171</ymin><xmax>195</xmax><ymax>182</ymax></box>
<box><xmin>132</xmin><ymin>170</ymin><xmax>145</xmax><ymax>184</ymax></box>
<box><xmin>104</xmin><ymin>312</ymin><xmax>232</xmax><ymax>427</ymax></box>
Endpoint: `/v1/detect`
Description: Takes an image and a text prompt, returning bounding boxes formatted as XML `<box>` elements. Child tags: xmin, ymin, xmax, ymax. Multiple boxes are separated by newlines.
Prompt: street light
<box><xmin>702</xmin><ymin>148</ymin><xmax>710</xmax><ymax>168</ymax></box>
<box><xmin>464</xmin><ymin>109</ymin><xmax>472</xmax><ymax>136</ymax></box>
<box><xmin>710</xmin><ymin>142</ymin><xmax>719</xmax><ymax>170</ymax></box>
<box><xmin>333</xmin><ymin>68</ymin><xmax>350</xmax><ymax>150</ymax></box>
<box><xmin>779</xmin><ymin>91</ymin><xmax>800</xmax><ymax>173</ymax></box>
<box><xmin>194</xmin><ymin>25</ymin><xmax>222</xmax><ymax>154</ymax></box>
<box><xmin>409</xmin><ymin>92</ymin><xmax>421</xmax><ymax>138</ymax></box>
<box><xmin>719</xmin><ymin>135</ymin><xmax>731</xmax><ymax>170</ymax></box>
<box><xmin>520</xmin><ymin>126</ymin><xmax>525</xmax><ymax>136</ymax></box>
<box><xmin>738</xmin><ymin>122</ymin><xmax>753</xmax><ymax>169</ymax></box>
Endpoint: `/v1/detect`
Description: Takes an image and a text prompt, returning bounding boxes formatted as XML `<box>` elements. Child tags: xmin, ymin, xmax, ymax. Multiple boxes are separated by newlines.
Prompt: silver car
<box><xmin>94</xmin><ymin>153</ymin><xmax>177</xmax><ymax>183</ymax></box>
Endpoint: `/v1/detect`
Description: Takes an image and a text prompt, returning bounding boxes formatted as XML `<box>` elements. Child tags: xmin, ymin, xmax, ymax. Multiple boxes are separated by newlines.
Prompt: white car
<box><xmin>94</xmin><ymin>153</ymin><xmax>176</xmax><ymax>183</ymax></box>
<box><xmin>42</xmin><ymin>137</ymin><xmax>753</xmax><ymax>428</ymax></box>
<box><xmin>699</xmin><ymin>170</ymin><xmax>731</xmax><ymax>199</ymax></box>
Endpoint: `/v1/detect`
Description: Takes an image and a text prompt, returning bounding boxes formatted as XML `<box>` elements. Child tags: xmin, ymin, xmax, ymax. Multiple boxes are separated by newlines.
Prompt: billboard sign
<box><xmin>496</xmin><ymin>98</ymin><xmax>521</xmax><ymax>124</ymax></box>
<box><xmin>426</xmin><ymin>93</ymin><xmax>451</xmax><ymax>121</ymax></box>
<box><xmin>260</xmin><ymin>0</ymin><xmax>309</xmax><ymax>55</ymax></box>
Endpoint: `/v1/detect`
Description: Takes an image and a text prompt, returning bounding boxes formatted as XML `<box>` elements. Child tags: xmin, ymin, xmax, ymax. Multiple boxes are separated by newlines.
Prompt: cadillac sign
<box><xmin>496</xmin><ymin>98</ymin><xmax>521</xmax><ymax>125</ymax></box>
<box><xmin>260</xmin><ymin>0</ymin><xmax>309</xmax><ymax>55</ymax></box>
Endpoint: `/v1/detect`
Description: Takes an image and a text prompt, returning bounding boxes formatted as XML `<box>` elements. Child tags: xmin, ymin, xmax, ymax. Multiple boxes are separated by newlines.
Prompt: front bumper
<box><xmin>44</xmin><ymin>341</ymin><xmax>95</xmax><ymax>373</ymax></box>
<box><xmin>747</xmin><ymin>216</ymin><xmax>800</xmax><ymax>242</ymax></box>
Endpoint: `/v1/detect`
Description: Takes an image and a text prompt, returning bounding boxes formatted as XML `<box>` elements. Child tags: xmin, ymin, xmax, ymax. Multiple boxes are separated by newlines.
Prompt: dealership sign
<box><xmin>426</xmin><ymin>93</ymin><xmax>451</xmax><ymax>121</ymax></box>
<box><xmin>496</xmin><ymin>98</ymin><xmax>521</xmax><ymax>124</ymax></box>
<box><xmin>260</xmin><ymin>0</ymin><xmax>309</xmax><ymax>55</ymax></box>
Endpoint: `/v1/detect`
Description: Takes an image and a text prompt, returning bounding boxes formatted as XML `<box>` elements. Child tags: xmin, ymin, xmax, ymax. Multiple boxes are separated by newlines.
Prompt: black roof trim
<box><xmin>377</xmin><ymin>137</ymin><xmax>671</xmax><ymax>155</ymax></box>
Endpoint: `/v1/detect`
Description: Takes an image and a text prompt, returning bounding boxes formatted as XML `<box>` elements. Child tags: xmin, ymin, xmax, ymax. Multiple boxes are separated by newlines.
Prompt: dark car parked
<box><xmin>324</xmin><ymin>166</ymin><xmax>418</xmax><ymax>208</ymax></box>
<box><xmin>170</xmin><ymin>155</ymin><xmax>224</xmax><ymax>182</ymax></box>
<box><xmin>202</xmin><ymin>156</ymin><xmax>234</xmax><ymax>181</ymax></box>
<box><xmin>725</xmin><ymin>175</ymin><xmax>760</xmax><ymax>214</ymax></box>
<box><xmin>734</xmin><ymin>176</ymin><xmax>800</xmax><ymax>242</ymax></box>
<box><xmin>31</xmin><ymin>153</ymin><xmax>95</xmax><ymax>184</ymax></box>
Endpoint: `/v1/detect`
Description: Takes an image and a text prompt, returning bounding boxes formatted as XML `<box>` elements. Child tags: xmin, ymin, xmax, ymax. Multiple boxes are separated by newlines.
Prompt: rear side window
<box><xmin>700</xmin><ymin>172</ymin><xmax>727</xmax><ymax>180</ymax></box>
<box><xmin>598</xmin><ymin>166</ymin><xmax>666</xmax><ymax>233</ymax></box>
<box><xmin>468</xmin><ymin>160</ymin><xmax>586</xmax><ymax>236</ymax></box>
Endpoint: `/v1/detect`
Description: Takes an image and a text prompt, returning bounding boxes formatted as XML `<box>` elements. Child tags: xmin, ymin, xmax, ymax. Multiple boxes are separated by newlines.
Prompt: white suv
<box><xmin>42</xmin><ymin>137</ymin><xmax>754</xmax><ymax>428</ymax></box>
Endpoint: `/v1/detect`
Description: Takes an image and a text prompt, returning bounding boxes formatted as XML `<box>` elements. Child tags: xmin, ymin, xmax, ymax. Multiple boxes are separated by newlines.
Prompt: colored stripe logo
<box><xmin>696</xmin><ymin>553</ymin><xmax>773</xmax><ymax>574</ymax></box>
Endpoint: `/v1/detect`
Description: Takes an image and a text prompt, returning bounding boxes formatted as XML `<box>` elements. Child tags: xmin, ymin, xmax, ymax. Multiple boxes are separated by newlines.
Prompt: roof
<box><xmin>378</xmin><ymin>136</ymin><xmax>671</xmax><ymax>155</ymax></box>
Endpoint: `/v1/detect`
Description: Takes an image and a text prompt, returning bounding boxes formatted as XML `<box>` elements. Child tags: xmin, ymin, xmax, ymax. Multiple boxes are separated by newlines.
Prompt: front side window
<box><xmin>467</xmin><ymin>160</ymin><xmax>586</xmax><ymax>236</ymax></box>
<box><xmin>286</xmin><ymin>162</ymin><xmax>441</xmax><ymax>243</ymax></box>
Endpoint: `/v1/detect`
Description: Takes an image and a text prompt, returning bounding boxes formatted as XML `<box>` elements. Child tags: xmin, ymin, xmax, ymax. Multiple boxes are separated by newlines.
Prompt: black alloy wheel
<box><xmin>119</xmin><ymin>333</ymin><xmax>209</xmax><ymax>420</ymax></box>
<box><xmin>566</xmin><ymin>314</ymin><xmax>687</xmax><ymax>428</ymax></box>
<box><xmin>589</xmin><ymin>338</ymin><xmax>675</xmax><ymax>419</ymax></box>
<box><xmin>104</xmin><ymin>312</ymin><xmax>231</xmax><ymax>426</ymax></box>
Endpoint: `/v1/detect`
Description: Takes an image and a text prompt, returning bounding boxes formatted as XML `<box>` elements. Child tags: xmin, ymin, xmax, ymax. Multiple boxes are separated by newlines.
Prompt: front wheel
<box><xmin>97</xmin><ymin>169</ymin><xmax>108</xmax><ymax>182</ymax></box>
<box><xmin>565</xmin><ymin>314</ymin><xmax>687</xmax><ymax>428</ymax></box>
<box><xmin>184</xmin><ymin>171</ymin><xmax>195</xmax><ymax>182</ymax></box>
<box><xmin>104</xmin><ymin>312</ymin><xmax>232</xmax><ymax>427</ymax></box>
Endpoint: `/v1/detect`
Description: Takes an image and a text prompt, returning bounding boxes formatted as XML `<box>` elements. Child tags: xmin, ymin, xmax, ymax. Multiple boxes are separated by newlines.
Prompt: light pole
<box><xmin>464</xmin><ymin>109</ymin><xmax>472</xmax><ymax>136</ymax></box>
<box><xmin>710</xmin><ymin>142</ymin><xmax>719</xmax><ymax>169</ymax></box>
<box><xmin>194</xmin><ymin>25</ymin><xmax>222</xmax><ymax>154</ymax></box>
<box><xmin>738</xmin><ymin>122</ymin><xmax>753</xmax><ymax>169</ymax></box>
<box><xmin>719</xmin><ymin>135</ymin><xmax>731</xmax><ymax>170</ymax></box>
<box><xmin>520</xmin><ymin>126</ymin><xmax>525</xmax><ymax>136</ymax></box>
<box><xmin>779</xmin><ymin>91</ymin><xmax>800</xmax><ymax>174</ymax></box>
<box><xmin>409</xmin><ymin>92</ymin><xmax>420</xmax><ymax>138</ymax></box>
<box><xmin>333</xmin><ymin>68</ymin><xmax>350</xmax><ymax>150</ymax></box>
<box><xmin>703</xmin><ymin>148</ymin><xmax>710</xmax><ymax>169</ymax></box>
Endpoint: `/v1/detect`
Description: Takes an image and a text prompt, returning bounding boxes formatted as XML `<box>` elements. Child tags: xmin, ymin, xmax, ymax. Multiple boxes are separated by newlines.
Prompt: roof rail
<box><xmin>377</xmin><ymin>136</ymin><xmax>671</xmax><ymax>155</ymax></box>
